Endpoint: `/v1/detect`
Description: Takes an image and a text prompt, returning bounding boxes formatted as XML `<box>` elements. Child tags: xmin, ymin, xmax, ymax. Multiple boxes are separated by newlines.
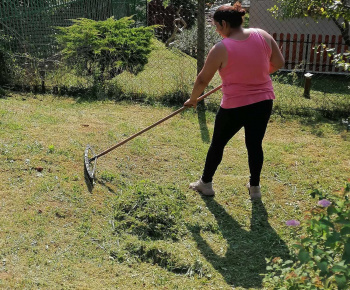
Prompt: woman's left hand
<box><xmin>184</xmin><ymin>98</ymin><xmax>198</xmax><ymax>109</ymax></box>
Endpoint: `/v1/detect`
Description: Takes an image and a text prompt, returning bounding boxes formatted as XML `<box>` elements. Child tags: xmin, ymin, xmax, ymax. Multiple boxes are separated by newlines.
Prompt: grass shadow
<box><xmin>197</xmin><ymin>105</ymin><xmax>210</xmax><ymax>144</ymax></box>
<box><xmin>273</xmin><ymin>109</ymin><xmax>349</xmax><ymax>135</ymax></box>
<box><xmin>96</xmin><ymin>180</ymin><xmax>118</xmax><ymax>194</ymax></box>
<box><xmin>273</xmin><ymin>71</ymin><xmax>350</xmax><ymax>95</ymax></box>
<box><xmin>188</xmin><ymin>197</ymin><xmax>290</xmax><ymax>288</ymax></box>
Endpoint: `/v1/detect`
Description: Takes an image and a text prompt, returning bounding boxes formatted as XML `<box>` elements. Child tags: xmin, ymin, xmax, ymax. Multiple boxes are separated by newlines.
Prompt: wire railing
<box><xmin>0</xmin><ymin>0</ymin><xmax>349</xmax><ymax>119</ymax></box>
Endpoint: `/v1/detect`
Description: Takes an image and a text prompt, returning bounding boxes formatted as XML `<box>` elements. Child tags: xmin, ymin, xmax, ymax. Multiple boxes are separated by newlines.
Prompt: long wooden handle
<box><xmin>94</xmin><ymin>85</ymin><xmax>222</xmax><ymax>160</ymax></box>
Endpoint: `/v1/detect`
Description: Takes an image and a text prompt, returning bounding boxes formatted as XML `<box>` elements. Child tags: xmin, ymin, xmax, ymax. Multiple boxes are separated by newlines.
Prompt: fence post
<box><xmin>197</xmin><ymin>0</ymin><xmax>205</xmax><ymax>109</ymax></box>
<box><xmin>303</xmin><ymin>34</ymin><xmax>309</xmax><ymax>74</ymax></box>
<box><xmin>303</xmin><ymin>73</ymin><xmax>313</xmax><ymax>99</ymax></box>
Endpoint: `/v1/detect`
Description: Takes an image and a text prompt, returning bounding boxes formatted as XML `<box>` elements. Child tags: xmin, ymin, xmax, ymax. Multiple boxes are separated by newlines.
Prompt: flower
<box><xmin>318</xmin><ymin>199</ymin><xmax>331</xmax><ymax>207</ymax></box>
<box><xmin>286</xmin><ymin>219</ymin><xmax>300</xmax><ymax>226</ymax></box>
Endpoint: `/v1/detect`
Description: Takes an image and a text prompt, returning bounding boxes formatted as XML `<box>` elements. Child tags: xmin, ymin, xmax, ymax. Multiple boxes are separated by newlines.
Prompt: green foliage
<box><xmin>170</xmin><ymin>10</ymin><xmax>248</xmax><ymax>57</ymax></box>
<box><xmin>54</xmin><ymin>17</ymin><xmax>156</xmax><ymax>81</ymax></box>
<box><xmin>331</xmin><ymin>51</ymin><xmax>350</xmax><ymax>71</ymax></box>
<box><xmin>47</xmin><ymin>144</ymin><xmax>55</xmax><ymax>154</ymax></box>
<box><xmin>0</xmin><ymin>86</ymin><xmax>6</xmax><ymax>97</ymax></box>
<box><xmin>0</xmin><ymin>30</ymin><xmax>40</xmax><ymax>88</ymax></box>
<box><xmin>317</xmin><ymin>44</ymin><xmax>350</xmax><ymax>72</ymax></box>
<box><xmin>170</xmin><ymin>24</ymin><xmax>222</xmax><ymax>57</ymax></box>
<box><xmin>269</xmin><ymin>0</ymin><xmax>350</xmax><ymax>45</ymax></box>
<box><xmin>269</xmin><ymin>0</ymin><xmax>350</xmax><ymax>22</ymax></box>
<box><xmin>0</xmin><ymin>30</ymin><xmax>15</xmax><ymax>85</ymax></box>
<box><xmin>264</xmin><ymin>183</ymin><xmax>350</xmax><ymax>289</ymax></box>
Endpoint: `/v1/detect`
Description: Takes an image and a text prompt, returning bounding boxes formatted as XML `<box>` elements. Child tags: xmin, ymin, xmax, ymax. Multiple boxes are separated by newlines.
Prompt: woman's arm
<box><xmin>184</xmin><ymin>42</ymin><xmax>226</xmax><ymax>108</ymax></box>
<box><xmin>257</xmin><ymin>29</ymin><xmax>285</xmax><ymax>74</ymax></box>
<box><xmin>269</xmin><ymin>37</ymin><xmax>285</xmax><ymax>74</ymax></box>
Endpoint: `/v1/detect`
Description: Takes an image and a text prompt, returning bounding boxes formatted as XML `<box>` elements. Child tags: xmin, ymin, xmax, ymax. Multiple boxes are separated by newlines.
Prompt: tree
<box><xmin>269</xmin><ymin>0</ymin><xmax>350</xmax><ymax>46</ymax></box>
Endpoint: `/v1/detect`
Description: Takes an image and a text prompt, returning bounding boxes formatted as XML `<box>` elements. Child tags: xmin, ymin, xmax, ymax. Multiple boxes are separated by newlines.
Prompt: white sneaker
<box><xmin>189</xmin><ymin>178</ymin><xmax>215</xmax><ymax>196</ymax></box>
<box><xmin>246</xmin><ymin>183</ymin><xmax>261</xmax><ymax>199</ymax></box>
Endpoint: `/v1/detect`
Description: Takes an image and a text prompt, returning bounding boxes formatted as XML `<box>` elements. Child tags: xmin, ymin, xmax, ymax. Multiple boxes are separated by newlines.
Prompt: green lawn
<box><xmin>0</xmin><ymin>92</ymin><xmax>349</xmax><ymax>289</ymax></box>
<box><xmin>43</xmin><ymin>38</ymin><xmax>349</xmax><ymax>120</ymax></box>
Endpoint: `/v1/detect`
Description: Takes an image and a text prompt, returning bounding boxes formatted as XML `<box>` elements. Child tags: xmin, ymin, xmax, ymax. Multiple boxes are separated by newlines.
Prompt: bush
<box><xmin>169</xmin><ymin>8</ymin><xmax>249</xmax><ymax>57</ymax></box>
<box><xmin>0</xmin><ymin>30</ymin><xmax>40</xmax><ymax>89</ymax></box>
<box><xmin>0</xmin><ymin>30</ymin><xmax>15</xmax><ymax>85</ymax></box>
<box><xmin>55</xmin><ymin>16</ymin><xmax>156</xmax><ymax>82</ymax></box>
<box><xmin>170</xmin><ymin>24</ymin><xmax>222</xmax><ymax>57</ymax></box>
<box><xmin>263</xmin><ymin>182</ymin><xmax>350</xmax><ymax>289</ymax></box>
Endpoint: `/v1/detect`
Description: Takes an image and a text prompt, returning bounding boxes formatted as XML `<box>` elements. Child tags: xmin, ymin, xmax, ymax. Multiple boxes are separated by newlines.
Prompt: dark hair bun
<box><xmin>232</xmin><ymin>1</ymin><xmax>246</xmax><ymax>16</ymax></box>
<box><xmin>213</xmin><ymin>1</ymin><xmax>246</xmax><ymax>28</ymax></box>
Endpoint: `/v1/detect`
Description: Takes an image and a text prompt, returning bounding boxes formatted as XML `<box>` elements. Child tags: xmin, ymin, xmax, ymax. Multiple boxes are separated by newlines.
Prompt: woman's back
<box><xmin>219</xmin><ymin>29</ymin><xmax>275</xmax><ymax>108</ymax></box>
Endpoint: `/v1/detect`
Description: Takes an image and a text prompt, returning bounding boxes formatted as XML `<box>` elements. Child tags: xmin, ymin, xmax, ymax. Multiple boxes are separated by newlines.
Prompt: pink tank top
<box><xmin>219</xmin><ymin>29</ymin><xmax>275</xmax><ymax>109</ymax></box>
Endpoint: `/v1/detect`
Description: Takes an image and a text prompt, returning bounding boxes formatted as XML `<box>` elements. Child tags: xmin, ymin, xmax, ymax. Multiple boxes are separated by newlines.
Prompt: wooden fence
<box><xmin>273</xmin><ymin>33</ymin><xmax>349</xmax><ymax>74</ymax></box>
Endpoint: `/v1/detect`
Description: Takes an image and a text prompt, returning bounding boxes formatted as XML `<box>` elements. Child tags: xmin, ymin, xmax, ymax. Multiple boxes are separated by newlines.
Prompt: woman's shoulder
<box><xmin>253</xmin><ymin>28</ymin><xmax>272</xmax><ymax>39</ymax></box>
<box><xmin>252</xmin><ymin>28</ymin><xmax>272</xmax><ymax>47</ymax></box>
<box><xmin>207</xmin><ymin>41</ymin><xmax>227</xmax><ymax>64</ymax></box>
<box><xmin>212</xmin><ymin>40</ymin><xmax>227</xmax><ymax>52</ymax></box>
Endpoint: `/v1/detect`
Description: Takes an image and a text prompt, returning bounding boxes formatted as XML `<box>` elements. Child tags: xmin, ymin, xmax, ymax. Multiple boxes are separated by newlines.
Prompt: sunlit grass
<box><xmin>43</xmin><ymin>37</ymin><xmax>349</xmax><ymax>120</ymax></box>
<box><xmin>0</xmin><ymin>92</ymin><xmax>349</xmax><ymax>288</ymax></box>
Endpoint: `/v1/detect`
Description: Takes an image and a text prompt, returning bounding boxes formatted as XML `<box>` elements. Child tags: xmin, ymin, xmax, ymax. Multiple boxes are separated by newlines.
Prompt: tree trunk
<box><xmin>197</xmin><ymin>0</ymin><xmax>205</xmax><ymax>109</ymax></box>
<box><xmin>331</xmin><ymin>17</ymin><xmax>350</xmax><ymax>46</ymax></box>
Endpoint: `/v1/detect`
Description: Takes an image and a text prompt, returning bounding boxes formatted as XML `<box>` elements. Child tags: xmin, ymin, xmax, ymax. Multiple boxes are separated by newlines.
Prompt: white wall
<box><xmin>250</xmin><ymin>0</ymin><xmax>343</xmax><ymax>36</ymax></box>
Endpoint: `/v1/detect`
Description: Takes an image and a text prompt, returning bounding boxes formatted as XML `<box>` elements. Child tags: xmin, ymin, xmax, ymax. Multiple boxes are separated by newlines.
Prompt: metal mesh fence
<box><xmin>0</xmin><ymin>0</ymin><xmax>145</xmax><ymax>57</ymax></box>
<box><xmin>0</xmin><ymin>0</ymin><xmax>349</xmax><ymax>119</ymax></box>
<box><xmin>250</xmin><ymin>0</ymin><xmax>349</xmax><ymax>118</ymax></box>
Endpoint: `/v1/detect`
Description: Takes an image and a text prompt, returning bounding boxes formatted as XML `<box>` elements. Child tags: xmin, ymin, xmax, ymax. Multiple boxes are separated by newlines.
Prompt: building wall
<box><xmin>249</xmin><ymin>0</ymin><xmax>343</xmax><ymax>36</ymax></box>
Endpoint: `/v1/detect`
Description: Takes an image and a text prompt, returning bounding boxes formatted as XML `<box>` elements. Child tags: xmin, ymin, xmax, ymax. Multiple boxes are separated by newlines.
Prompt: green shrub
<box><xmin>317</xmin><ymin>45</ymin><xmax>350</xmax><ymax>72</ymax></box>
<box><xmin>263</xmin><ymin>183</ymin><xmax>350</xmax><ymax>289</ymax></box>
<box><xmin>169</xmin><ymin>9</ymin><xmax>249</xmax><ymax>57</ymax></box>
<box><xmin>170</xmin><ymin>24</ymin><xmax>222</xmax><ymax>57</ymax></box>
<box><xmin>0</xmin><ymin>30</ymin><xmax>40</xmax><ymax>89</ymax></box>
<box><xmin>0</xmin><ymin>30</ymin><xmax>15</xmax><ymax>85</ymax></box>
<box><xmin>55</xmin><ymin>16</ymin><xmax>156</xmax><ymax>82</ymax></box>
<box><xmin>0</xmin><ymin>87</ymin><xmax>6</xmax><ymax>97</ymax></box>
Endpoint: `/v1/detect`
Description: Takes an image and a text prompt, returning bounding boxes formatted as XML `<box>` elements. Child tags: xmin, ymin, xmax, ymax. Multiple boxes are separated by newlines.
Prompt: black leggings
<box><xmin>201</xmin><ymin>100</ymin><xmax>273</xmax><ymax>186</ymax></box>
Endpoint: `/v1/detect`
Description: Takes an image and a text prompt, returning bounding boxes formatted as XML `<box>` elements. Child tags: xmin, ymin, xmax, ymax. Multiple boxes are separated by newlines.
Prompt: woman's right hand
<box><xmin>184</xmin><ymin>98</ymin><xmax>198</xmax><ymax>109</ymax></box>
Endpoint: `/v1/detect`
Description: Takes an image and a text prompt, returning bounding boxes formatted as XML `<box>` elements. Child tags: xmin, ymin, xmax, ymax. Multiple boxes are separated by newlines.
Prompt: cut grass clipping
<box><xmin>112</xmin><ymin>180</ymin><xmax>186</xmax><ymax>241</ymax></box>
<box><xmin>110</xmin><ymin>180</ymin><xmax>209</xmax><ymax>276</ymax></box>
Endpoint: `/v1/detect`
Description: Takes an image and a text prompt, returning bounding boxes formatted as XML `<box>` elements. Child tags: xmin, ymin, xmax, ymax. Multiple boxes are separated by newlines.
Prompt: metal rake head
<box><xmin>84</xmin><ymin>145</ymin><xmax>97</xmax><ymax>189</ymax></box>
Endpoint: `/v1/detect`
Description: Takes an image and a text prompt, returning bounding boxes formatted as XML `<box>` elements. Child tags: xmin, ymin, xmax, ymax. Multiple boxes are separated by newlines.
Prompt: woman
<box><xmin>184</xmin><ymin>2</ymin><xmax>285</xmax><ymax>199</ymax></box>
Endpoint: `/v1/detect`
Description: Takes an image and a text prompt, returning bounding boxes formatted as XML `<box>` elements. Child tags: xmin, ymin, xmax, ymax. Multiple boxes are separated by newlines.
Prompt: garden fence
<box><xmin>0</xmin><ymin>0</ymin><xmax>146</xmax><ymax>57</ymax></box>
<box><xmin>0</xmin><ymin>0</ymin><xmax>349</xmax><ymax>119</ymax></box>
<box><xmin>274</xmin><ymin>33</ymin><xmax>349</xmax><ymax>74</ymax></box>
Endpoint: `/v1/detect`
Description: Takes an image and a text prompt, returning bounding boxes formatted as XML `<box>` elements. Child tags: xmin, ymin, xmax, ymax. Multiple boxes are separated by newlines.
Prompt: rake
<box><xmin>84</xmin><ymin>85</ymin><xmax>222</xmax><ymax>187</ymax></box>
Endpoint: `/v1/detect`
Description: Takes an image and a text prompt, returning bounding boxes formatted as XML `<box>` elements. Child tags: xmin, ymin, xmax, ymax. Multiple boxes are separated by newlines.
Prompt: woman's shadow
<box><xmin>197</xmin><ymin>102</ymin><xmax>211</xmax><ymax>143</ymax></box>
<box><xmin>188</xmin><ymin>197</ymin><xmax>290</xmax><ymax>288</ymax></box>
